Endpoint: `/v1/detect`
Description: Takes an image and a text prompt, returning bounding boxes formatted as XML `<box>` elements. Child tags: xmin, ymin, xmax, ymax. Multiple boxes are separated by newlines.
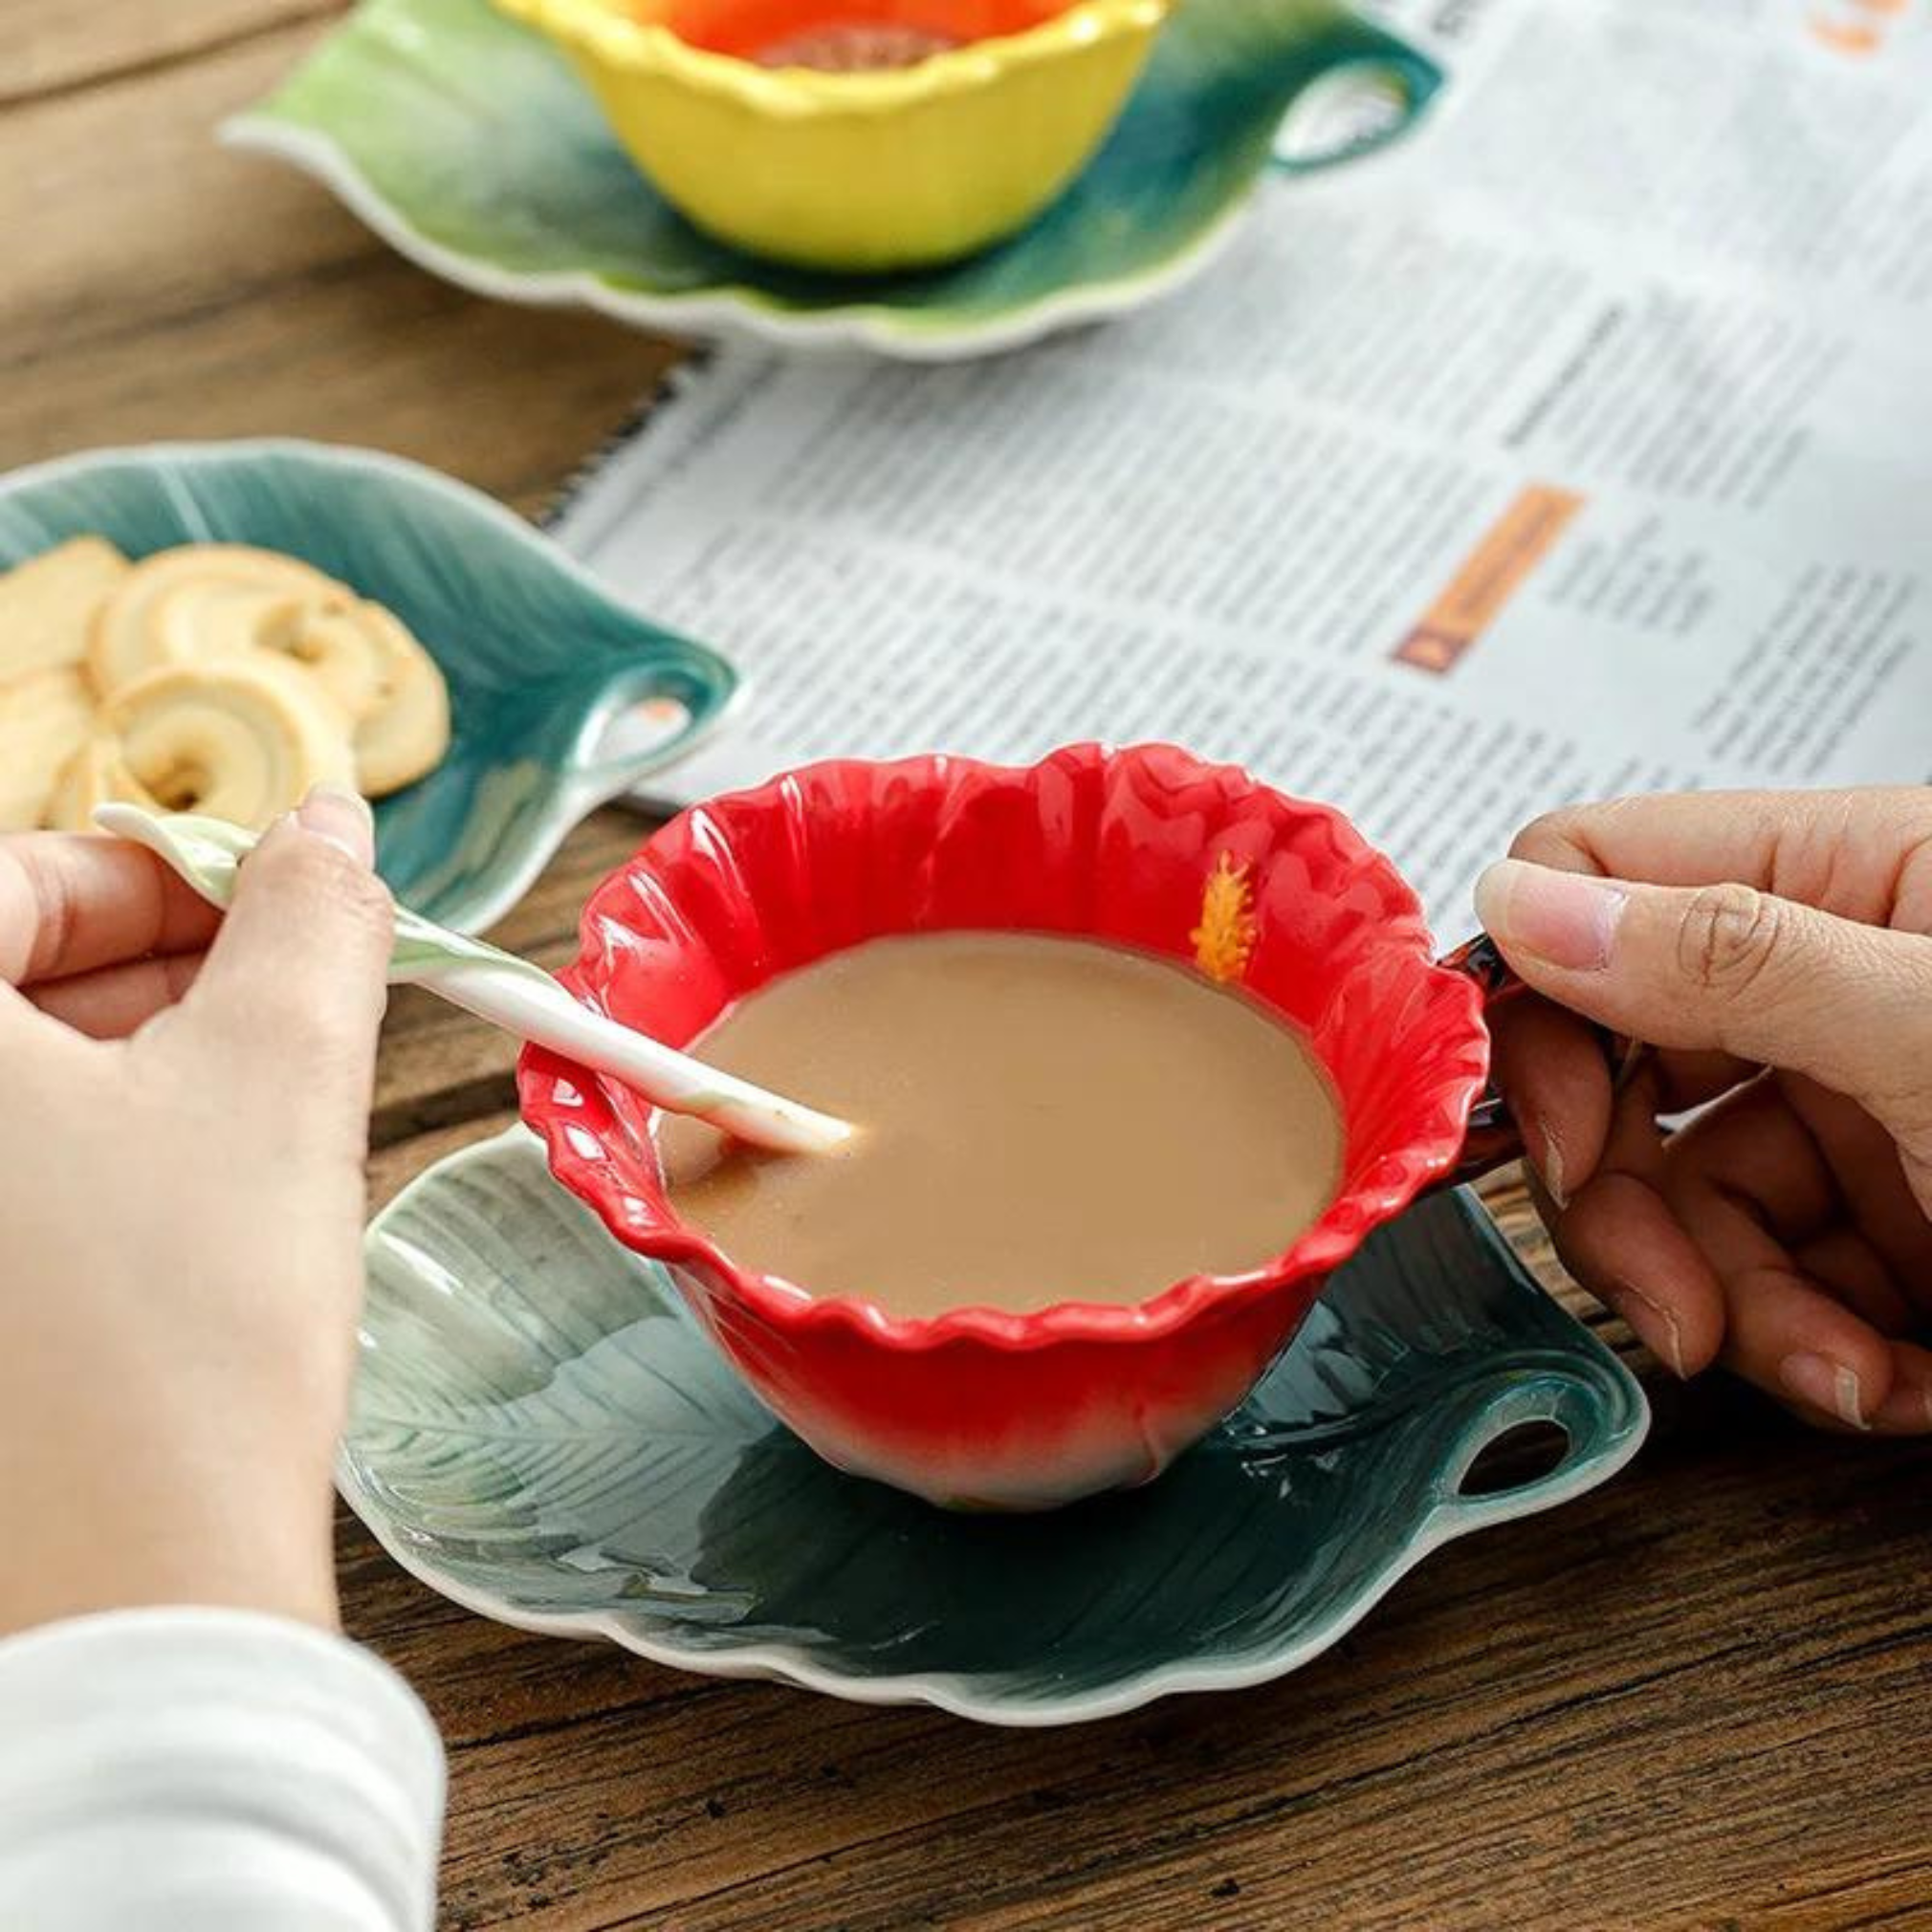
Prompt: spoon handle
<box><xmin>94</xmin><ymin>804</ymin><xmax>852</xmax><ymax>1157</ymax></box>
<box><xmin>425</xmin><ymin>959</ymin><xmax>853</xmax><ymax>1156</ymax></box>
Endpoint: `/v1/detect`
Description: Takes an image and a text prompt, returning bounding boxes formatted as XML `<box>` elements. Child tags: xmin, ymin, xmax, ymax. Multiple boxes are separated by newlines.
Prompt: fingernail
<box><xmin>1475</xmin><ymin>860</ymin><xmax>1626</xmax><ymax>973</ymax></box>
<box><xmin>1780</xmin><ymin>1351</ymin><xmax>1868</xmax><ymax>1430</ymax></box>
<box><xmin>1529</xmin><ymin>1117</ymin><xmax>1570</xmax><ymax>1211</ymax></box>
<box><xmin>296</xmin><ymin>784</ymin><xmax>373</xmax><ymax>864</ymax></box>
<box><xmin>1601</xmin><ymin>1279</ymin><xmax>1686</xmax><ymax>1378</ymax></box>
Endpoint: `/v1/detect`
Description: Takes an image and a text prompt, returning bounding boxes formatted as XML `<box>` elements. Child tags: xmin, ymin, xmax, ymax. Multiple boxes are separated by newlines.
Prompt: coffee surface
<box><xmin>658</xmin><ymin>933</ymin><xmax>1345</xmax><ymax>1316</ymax></box>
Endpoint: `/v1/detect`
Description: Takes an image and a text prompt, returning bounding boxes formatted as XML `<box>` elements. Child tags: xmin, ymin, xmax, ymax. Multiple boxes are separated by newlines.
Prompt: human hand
<box><xmin>0</xmin><ymin>790</ymin><xmax>393</xmax><ymax>1636</ymax></box>
<box><xmin>1476</xmin><ymin>788</ymin><xmax>1932</xmax><ymax>1436</ymax></box>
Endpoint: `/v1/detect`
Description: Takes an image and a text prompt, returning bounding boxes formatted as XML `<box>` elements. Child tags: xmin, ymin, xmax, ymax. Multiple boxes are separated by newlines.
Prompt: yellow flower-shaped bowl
<box><xmin>489</xmin><ymin>0</ymin><xmax>1172</xmax><ymax>272</ymax></box>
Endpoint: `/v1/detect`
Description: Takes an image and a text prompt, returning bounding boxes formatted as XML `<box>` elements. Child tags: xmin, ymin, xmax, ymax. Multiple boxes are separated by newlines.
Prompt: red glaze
<box><xmin>664</xmin><ymin>0</ymin><xmax>1071</xmax><ymax>60</ymax></box>
<box><xmin>518</xmin><ymin>744</ymin><xmax>1492</xmax><ymax>1509</ymax></box>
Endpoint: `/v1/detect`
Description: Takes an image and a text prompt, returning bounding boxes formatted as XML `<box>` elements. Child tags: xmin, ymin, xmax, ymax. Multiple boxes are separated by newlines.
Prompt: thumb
<box><xmin>1473</xmin><ymin>857</ymin><xmax>1932</xmax><ymax>1124</ymax></box>
<box><xmin>182</xmin><ymin>787</ymin><xmax>393</xmax><ymax>1114</ymax></box>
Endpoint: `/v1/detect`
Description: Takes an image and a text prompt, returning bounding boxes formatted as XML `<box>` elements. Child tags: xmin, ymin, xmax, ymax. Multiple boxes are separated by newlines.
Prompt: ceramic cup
<box><xmin>486</xmin><ymin>0</ymin><xmax>1434</xmax><ymax>274</ymax></box>
<box><xmin>519</xmin><ymin>743</ymin><xmax>1548</xmax><ymax>1510</ymax></box>
<box><xmin>490</xmin><ymin>0</ymin><xmax>1169</xmax><ymax>272</ymax></box>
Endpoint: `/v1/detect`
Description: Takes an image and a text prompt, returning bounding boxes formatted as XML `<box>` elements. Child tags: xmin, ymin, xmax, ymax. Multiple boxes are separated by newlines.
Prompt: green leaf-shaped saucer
<box><xmin>226</xmin><ymin>0</ymin><xmax>1442</xmax><ymax>359</ymax></box>
<box><xmin>0</xmin><ymin>442</ymin><xmax>738</xmax><ymax>933</ymax></box>
<box><xmin>347</xmin><ymin>1128</ymin><xmax>1647</xmax><ymax>1724</ymax></box>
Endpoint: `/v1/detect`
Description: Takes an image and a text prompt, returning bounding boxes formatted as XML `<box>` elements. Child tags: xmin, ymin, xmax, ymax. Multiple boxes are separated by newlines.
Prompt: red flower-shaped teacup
<box><xmin>518</xmin><ymin>743</ymin><xmax>1526</xmax><ymax>1510</ymax></box>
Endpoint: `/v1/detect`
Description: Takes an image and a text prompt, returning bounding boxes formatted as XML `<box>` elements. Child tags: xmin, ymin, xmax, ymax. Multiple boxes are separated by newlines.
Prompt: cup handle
<box><xmin>1430</xmin><ymin>933</ymin><xmax>1646</xmax><ymax>1193</ymax></box>
<box><xmin>1267</xmin><ymin>20</ymin><xmax>1444</xmax><ymax>178</ymax></box>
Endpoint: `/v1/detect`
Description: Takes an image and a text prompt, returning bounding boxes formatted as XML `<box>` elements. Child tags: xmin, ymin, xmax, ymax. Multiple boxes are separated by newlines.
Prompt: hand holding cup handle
<box><xmin>1452</xmin><ymin>791</ymin><xmax>1932</xmax><ymax>1435</ymax></box>
<box><xmin>1435</xmin><ymin>931</ymin><xmax>1645</xmax><ymax>1192</ymax></box>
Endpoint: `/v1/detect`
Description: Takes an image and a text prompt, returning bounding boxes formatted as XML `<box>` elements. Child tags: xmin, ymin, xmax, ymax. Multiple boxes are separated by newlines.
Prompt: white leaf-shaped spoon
<box><xmin>96</xmin><ymin>804</ymin><xmax>854</xmax><ymax>1157</ymax></box>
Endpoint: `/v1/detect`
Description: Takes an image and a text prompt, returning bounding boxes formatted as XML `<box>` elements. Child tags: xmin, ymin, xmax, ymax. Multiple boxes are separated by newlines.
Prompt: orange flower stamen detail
<box><xmin>1191</xmin><ymin>853</ymin><xmax>1257</xmax><ymax>984</ymax></box>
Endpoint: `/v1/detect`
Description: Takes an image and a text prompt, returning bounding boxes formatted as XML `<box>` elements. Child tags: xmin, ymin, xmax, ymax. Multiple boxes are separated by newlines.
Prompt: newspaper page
<box><xmin>552</xmin><ymin>0</ymin><xmax>1932</xmax><ymax>939</ymax></box>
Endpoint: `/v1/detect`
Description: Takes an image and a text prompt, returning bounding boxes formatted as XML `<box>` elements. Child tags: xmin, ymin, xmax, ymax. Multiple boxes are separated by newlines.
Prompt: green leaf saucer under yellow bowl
<box><xmin>226</xmin><ymin>0</ymin><xmax>1443</xmax><ymax>359</ymax></box>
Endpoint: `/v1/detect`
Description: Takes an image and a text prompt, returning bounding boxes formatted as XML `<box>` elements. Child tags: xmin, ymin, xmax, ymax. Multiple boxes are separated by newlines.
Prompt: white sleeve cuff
<box><xmin>0</xmin><ymin>1607</ymin><xmax>445</xmax><ymax>1932</ymax></box>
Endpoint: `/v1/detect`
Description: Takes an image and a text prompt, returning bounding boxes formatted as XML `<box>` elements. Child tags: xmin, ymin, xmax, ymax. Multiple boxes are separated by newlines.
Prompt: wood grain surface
<box><xmin>6</xmin><ymin>10</ymin><xmax>1930</xmax><ymax>1928</ymax></box>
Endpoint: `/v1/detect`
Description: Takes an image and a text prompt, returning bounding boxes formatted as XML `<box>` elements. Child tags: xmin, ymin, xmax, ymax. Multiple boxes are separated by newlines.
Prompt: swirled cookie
<box><xmin>338</xmin><ymin>604</ymin><xmax>451</xmax><ymax>796</ymax></box>
<box><xmin>7</xmin><ymin>536</ymin><xmax>451</xmax><ymax>833</ymax></box>
<box><xmin>89</xmin><ymin>545</ymin><xmax>345</xmax><ymax>694</ymax></box>
<box><xmin>90</xmin><ymin>545</ymin><xmax>450</xmax><ymax>797</ymax></box>
<box><xmin>0</xmin><ymin>670</ymin><xmax>96</xmax><ymax>831</ymax></box>
<box><xmin>49</xmin><ymin>658</ymin><xmax>358</xmax><ymax>832</ymax></box>
<box><xmin>0</xmin><ymin>538</ymin><xmax>130</xmax><ymax>682</ymax></box>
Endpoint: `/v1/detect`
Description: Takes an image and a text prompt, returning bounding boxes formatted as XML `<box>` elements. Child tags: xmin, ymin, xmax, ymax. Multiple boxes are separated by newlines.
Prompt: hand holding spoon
<box><xmin>95</xmin><ymin>804</ymin><xmax>853</xmax><ymax>1157</ymax></box>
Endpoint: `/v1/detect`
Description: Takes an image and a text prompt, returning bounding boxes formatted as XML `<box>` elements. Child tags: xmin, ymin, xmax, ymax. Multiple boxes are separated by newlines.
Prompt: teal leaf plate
<box><xmin>225</xmin><ymin>0</ymin><xmax>1443</xmax><ymax>360</ymax></box>
<box><xmin>0</xmin><ymin>442</ymin><xmax>738</xmax><ymax>934</ymax></box>
<box><xmin>349</xmin><ymin>1128</ymin><xmax>1648</xmax><ymax>1725</ymax></box>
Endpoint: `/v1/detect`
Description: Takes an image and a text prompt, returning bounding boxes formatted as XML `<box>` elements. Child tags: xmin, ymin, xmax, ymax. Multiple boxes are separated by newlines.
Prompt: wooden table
<box><xmin>8</xmin><ymin>11</ymin><xmax>1931</xmax><ymax>1926</ymax></box>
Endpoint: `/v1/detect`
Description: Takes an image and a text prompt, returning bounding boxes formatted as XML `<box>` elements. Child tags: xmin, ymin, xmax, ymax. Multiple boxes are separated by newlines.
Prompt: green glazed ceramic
<box><xmin>0</xmin><ymin>443</ymin><xmax>737</xmax><ymax>933</ymax></box>
<box><xmin>225</xmin><ymin>0</ymin><xmax>1442</xmax><ymax>359</ymax></box>
<box><xmin>349</xmin><ymin>1128</ymin><xmax>1648</xmax><ymax>1724</ymax></box>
